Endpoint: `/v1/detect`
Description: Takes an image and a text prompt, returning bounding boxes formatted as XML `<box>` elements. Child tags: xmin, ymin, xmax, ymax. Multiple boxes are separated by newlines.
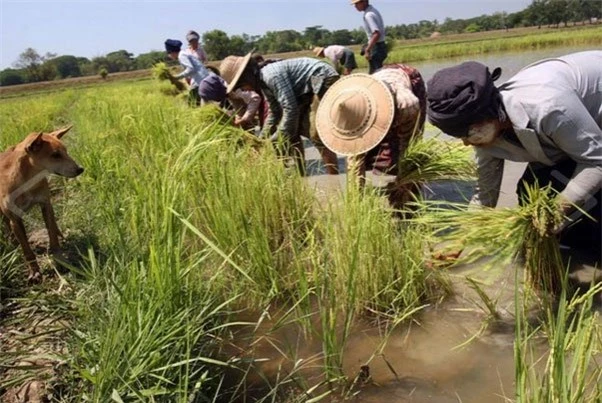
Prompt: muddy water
<box><xmin>290</xmin><ymin>46</ymin><xmax>602</xmax><ymax>402</ymax></box>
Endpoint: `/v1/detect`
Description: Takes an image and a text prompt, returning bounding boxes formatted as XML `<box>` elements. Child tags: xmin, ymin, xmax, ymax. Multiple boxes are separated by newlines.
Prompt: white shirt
<box><xmin>323</xmin><ymin>45</ymin><xmax>346</xmax><ymax>66</ymax></box>
<box><xmin>175</xmin><ymin>51</ymin><xmax>210</xmax><ymax>89</ymax></box>
<box><xmin>363</xmin><ymin>5</ymin><xmax>386</xmax><ymax>42</ymax></box>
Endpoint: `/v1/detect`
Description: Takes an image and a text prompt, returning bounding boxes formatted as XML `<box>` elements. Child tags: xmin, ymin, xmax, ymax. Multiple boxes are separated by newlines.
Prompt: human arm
<box><xmin>470</xmin><ymin>149</ymin><xmax>504</xmax><ymax>207</ymax></box>
<box><xmin>261</xmin><ymin>88</ymin><xmax>282</xmax><ymax>139</ymax></box>
<box><xmin>364</xmin><ymin>31</ymin><xmax>380</xmax><ymax>60</ymax></box>
<box><xmin>175</xmin><ymin>53</ymin><xmax>195</xmax><ymax>79</ymax></box>
<box><xmin>233</xmin><ymin>89</ymin><xmax>262</xmax><ymax>126</ymax></box>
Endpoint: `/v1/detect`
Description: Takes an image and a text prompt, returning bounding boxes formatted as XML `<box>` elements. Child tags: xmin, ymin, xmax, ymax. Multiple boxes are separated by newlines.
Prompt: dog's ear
<box><xmin>49</xmin><ymin>125</ymin><xmax>73</xmax><ymax>139</ymax></box>
<box><xmin>25</xmin><ymin>133</ymin><xmax>45</xmax><ymax>154</ymax></box>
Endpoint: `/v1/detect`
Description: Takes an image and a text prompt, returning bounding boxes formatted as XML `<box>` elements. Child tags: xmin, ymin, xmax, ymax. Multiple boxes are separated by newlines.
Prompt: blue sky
<box><xmin>0</xmin><ymin>0</ymin><xmax>532</xmax><ymax>70</ymax></box>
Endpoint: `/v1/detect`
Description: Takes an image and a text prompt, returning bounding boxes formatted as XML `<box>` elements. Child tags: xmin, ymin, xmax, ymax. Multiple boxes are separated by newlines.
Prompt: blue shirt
<box><xmin>176</xmin><ymin>51</ymin><xmax>210</xmax><ymax>89</ymax></box>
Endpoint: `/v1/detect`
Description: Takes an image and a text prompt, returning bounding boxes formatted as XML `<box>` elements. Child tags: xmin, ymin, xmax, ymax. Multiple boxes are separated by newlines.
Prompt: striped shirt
<box><xmin>260</xmin><ymin>57</ymin><xmax>338</xmax><ymax>138</ymax></box>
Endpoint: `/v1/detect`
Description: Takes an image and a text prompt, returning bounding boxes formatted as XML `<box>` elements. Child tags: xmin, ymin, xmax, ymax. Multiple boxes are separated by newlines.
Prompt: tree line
<box><xmin>1</xmin><ymin>0</ymin><xmax>600</xmax><ymax>86</ymax></box>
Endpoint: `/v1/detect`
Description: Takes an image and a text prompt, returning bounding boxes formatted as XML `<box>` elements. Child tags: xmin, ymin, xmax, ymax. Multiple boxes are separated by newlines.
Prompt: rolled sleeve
<box><xmin>471</xmin><ymin>149</ymin><xmax>504</xmax><ymax>207</ymax></box>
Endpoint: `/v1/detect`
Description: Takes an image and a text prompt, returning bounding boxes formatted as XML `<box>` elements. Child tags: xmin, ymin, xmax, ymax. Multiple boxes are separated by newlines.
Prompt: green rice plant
<box><xmin>309</xmin><ymin>174</ymin><xmax>445</xmax><ymax>380</ymax></box>
<box><xmin>151</xmin><ymin>62</ymin><xmax>186</xmax><ymax>92</ymax></box>
<box><xmin>514</xmin><ymin>276</ymin><xmax>602</xmax><ymax>402</ymax></box>
<box><xmin>411</xmin><ymin>184</ymin><xmax>566</xmax><ymax>293</ymax></box>
<box><xmin>395</xmin><ymin>136</ymin><xmax>476</xmax><ymax>187</ymax></box>
<box><xmin>385</xmin><ymin>26</ymin><xmax>602</xmax><ymax>64</ymax></box>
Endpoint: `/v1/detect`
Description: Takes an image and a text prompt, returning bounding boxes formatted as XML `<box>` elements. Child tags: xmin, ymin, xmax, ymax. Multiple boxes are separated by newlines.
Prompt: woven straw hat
<box><xmin>219</xmin><ymin>52</ymin><xmax>252</xmax><ymax>94</ymax></box>
<box><xmin>313</xmin><ymin>47</ymin><xmax>325</xmax><ymax>57</ymax></box>
<box><xmin>316</xmin><ymin>73</ymin><xmax>395</xmax><ymax>156</ymax></box>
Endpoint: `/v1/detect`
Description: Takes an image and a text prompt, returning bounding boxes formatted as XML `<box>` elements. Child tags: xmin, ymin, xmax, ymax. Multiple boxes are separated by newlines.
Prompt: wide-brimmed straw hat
<box><xmin>313</xmin><ymin>46</ymin><xmax>325</xmax><ymax>57</ymax></box>
<box><xmin>316</xmin><ymin>73</ymin><xmax>395</xmax><ymax>156</ymax></box>
<box><xmin>219</xmin><ymin>52</ymin><xmax>252</xmax><ymax>94</ymax></box>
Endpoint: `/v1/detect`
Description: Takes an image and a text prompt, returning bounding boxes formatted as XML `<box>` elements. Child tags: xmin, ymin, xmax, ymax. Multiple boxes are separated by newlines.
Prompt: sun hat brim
<box><xmin>221</xmin><ymin>52</ymin><xmax>253</xmax><ymax>94</ymax></box>
<box><xmin>316</xmin><ymin>74</ymin><xmax>395</xmax><ymax>156</ymax></box>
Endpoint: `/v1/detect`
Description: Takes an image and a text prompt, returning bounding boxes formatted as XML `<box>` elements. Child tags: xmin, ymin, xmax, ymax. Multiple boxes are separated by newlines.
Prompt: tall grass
<box><xmin>514</xmin><ymin>277</ymin><xmax>602</xmax><ymax>402</ymax></box>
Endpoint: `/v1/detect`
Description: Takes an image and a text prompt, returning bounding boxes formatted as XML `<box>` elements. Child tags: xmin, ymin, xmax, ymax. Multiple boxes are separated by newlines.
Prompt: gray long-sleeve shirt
<box><xmin>473</xmin><ymin>51</ymin><xmax>602</xmax><ymax>209</ymax></box>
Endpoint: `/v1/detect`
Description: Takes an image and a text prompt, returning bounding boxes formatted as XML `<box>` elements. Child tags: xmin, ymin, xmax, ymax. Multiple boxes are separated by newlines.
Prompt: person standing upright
<box><xmin>164</xmin><ymin>39</ymin><xmax>212</xmax><ymax>106</ymax></box>
<box><xmin>351</xmin><ymin>0</ymin><xmax>387</xmax><ymax>74</ymax></box>
<box><xmin>183</xmin><ymin>30</ymin><xmax>208</xmax><ymax>64</ymax></box>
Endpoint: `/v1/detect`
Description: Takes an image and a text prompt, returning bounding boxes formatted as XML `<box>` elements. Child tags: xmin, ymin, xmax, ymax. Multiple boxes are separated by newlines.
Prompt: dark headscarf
<box><xmin>427</xmin><ymin>61</ymin><xmax>502</xmax><ymax>137</ymax></box>
<box><xmin>164</xmin><ymin>39</ymin><xmax>182</xmax><ymax>53</ymax></box>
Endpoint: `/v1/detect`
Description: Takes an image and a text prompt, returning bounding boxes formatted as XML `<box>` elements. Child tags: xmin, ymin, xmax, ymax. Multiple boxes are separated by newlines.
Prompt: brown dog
<box><xmin>0</xmin><ymin>126</ymin><xmax>84</xmax><ymax>282</ymax></box>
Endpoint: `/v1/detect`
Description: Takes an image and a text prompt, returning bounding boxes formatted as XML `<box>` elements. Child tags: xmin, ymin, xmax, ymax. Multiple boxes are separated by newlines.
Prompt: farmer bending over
<box><xmin>426</xmin><ymin>51</ymin><xmax>602</xmax><ymax>255</ymax></box>
<box><xmin>198</xmin><ymin>74</ymin><xmax>267</xmax><ymax>131</ymax></box>
<box><xmin>313</xmin><ymin>45</ymin><xmax>358</xmax><ymax>75</ymax></box>
<box><xmin>164</xmin><ymin>39</ymin><xmax>213</xmax><ymax>107</ymax></box>
<box><xmin>219</xmin><ymin>54</ymin><xmax>340</xmax><ymax>175</ymax></box>
<box><xmin>315</xmin><ymin>64</ymin><xmax>426</xmax><ymax>209</ymax></box>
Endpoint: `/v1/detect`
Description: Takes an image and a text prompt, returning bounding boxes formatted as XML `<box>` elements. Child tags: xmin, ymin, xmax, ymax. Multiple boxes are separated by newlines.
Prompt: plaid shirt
<box><xmin>260</xmin><ymin>58</ymin><xmax>338</xmax><ymax>138</ymax></box>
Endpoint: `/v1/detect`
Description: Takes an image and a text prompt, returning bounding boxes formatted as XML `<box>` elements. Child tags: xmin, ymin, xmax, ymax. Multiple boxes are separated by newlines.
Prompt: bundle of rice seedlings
<box><xmin>411</xmin><ymin>184</ymin><xmax>566</xmax><ymax>293</ymax></box>
<box><xmin>151</xmin><ymin>62</ymin><xmax>186</xmax><ymax>92</ymax></box>
<box><xmin>396</xmin><ymin>136</ymin><xmax>476</xmax><ymax>187</ymax></box>
<box><xmin>192</xmin><ymin>104</ymin><xmax>266</xmax><ymax>148</ymax></box>
<box><xmin>387</xmin><ymin>136</ymin><xmax>476</xmax><ymax>211</ymax></box>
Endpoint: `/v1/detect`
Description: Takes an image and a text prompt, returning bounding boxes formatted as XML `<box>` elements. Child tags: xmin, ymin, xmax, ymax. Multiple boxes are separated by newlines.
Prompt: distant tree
<box><xmin>464</xmin><ymin>22</ymin><xmax>481</xmax><ymax>33</ymax></box>
<box><xmin>256</xmin><ymin>30</ymin><xmax>303</xmax><ymax>53</ymax></box>
<box><xmin>99</xmin><ymin>67</ymin><xmax>108</xmax><ymax>79</ymax></box>
<box><xmin>106</xmin><ymin>50</ymin><xmax>135</xmax><ymax>72</ymax></box>
<box><xmin>135</xmin><ymin>51</ymin><xmax>166</xmax><ymax>69</ymax></box>
<box><xmin>14</xmin><ymin>47</ymin><xmax>57</xmax><ymax>82</ymax></box>
<box><xmin>49</xmin><ymin>55</ymin><xmax>82</xmax><ymax>78</ymax></box>
<box><xmin>0</xmin><ymin>68</ymin><xmax>25</xmax><ymax>86</ymax></box>
<box><xmin>304</xmin><ymin>25</ymin><xmax>329</xmax><ymax>47</ymax></box>
<box><xmin>327</xmin><ymin>29</ymin><xmax>354</xmax><ymax>46</ymax></box>
<box><xmin>203</xmin><ymin>29</ymin><xmax>232</xmax><ymax>60</ymax></box>
<box><xmin>526</xmin><ymin>0</ymin><xmax>550</xmax><ymax>28</ymax></box>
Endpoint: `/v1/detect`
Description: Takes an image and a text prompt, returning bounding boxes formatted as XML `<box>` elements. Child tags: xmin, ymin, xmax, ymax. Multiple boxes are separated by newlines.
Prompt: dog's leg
<box><xmin>41</xmin><ymin>201</ymin><xmax>61</xmax><ymax>253</ymax></box>
<box><xmin>8</xmin><ymin>216</ymin><xmax>41</xmax><ymax>282</ymax></box>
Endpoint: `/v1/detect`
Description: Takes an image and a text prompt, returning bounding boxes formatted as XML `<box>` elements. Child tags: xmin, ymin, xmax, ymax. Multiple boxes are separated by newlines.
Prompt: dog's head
<box><xmin>22</xmin><ymin>125</ymin><xmax>84</xmax><ymax>178</ymax></box>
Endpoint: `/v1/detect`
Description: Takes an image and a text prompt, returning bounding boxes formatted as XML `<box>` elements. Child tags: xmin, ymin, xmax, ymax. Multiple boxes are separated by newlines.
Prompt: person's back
<box><xmin>499</xmin><ymin>51</ymin><xmax>602</xmax><ymax>127</ymax></box>
<box><xmin>260</xmin><ymin>57</ymin><xmax>337</xmax><ymax>97</ymax></box>
<box><xmin>177</xmin><ymin>51</ymin><xmax>210</xmax><ymax>89</ymax></box>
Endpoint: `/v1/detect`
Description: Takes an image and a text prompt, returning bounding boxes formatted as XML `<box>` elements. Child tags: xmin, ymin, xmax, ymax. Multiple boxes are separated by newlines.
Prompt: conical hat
<box><xmin>219</xmin><ymin>52</ymin><xmax>252</xmax><ymax>94</ymax></box>
<box><xmin>316</xmin><ymin>73</ymin><xmax>395</xmax><ymax>156</ymax></box>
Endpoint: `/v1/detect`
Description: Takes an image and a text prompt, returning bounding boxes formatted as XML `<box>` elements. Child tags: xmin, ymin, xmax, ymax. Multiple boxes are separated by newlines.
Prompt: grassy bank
<box><xmin>0</xmin><ymin>79</ymin><xmax>446</xmax><ymax>400</ymax></box>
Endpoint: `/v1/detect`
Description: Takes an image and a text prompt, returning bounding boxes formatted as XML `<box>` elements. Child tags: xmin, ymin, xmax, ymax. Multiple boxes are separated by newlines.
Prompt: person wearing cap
<box><xmin>316</xmin><ymin>64</ymin><xmax>426</xmax><ymax>208</ymax></box>
<box><xmin>198</xmin><ymin>74</ymin><xmax>267</xmax><ymax>131</ymax></box>
<box><xmin>184</xmin><ymin>30</ymin><xmax>208</xmax><ymax>64</ymax></box>
<box><xmin>426</xmin><ymin>51</ymin><xmax>602</xmax><ymax>253</ymax></box>
<box><xmin>313</xmin><ymin>45</ymin><xmax>358</xmax><ymax>75</ymax></box>
<box><xmin>351</xmin><ymin>0</ymin><xmax>387</xmax><ymax>74</ymax></box>
<box><xmin>164</xmin><ymin>38</ymin><xmax>212</xmax><ymax>106</ymax></box>
<box><xmin>219</xmin><ymin>54</ymin><xmax>340</xmax><ymax>175</ymax></box>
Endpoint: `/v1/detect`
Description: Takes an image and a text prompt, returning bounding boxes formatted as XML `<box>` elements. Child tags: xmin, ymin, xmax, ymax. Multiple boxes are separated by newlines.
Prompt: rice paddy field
<box><xmin>1</xmin><ymin>43</ymin><xmax>601</xmax><ymax>402</ymax></box>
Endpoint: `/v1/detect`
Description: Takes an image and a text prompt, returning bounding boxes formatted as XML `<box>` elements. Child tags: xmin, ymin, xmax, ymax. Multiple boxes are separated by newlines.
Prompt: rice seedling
<box><xmin>411</xmin><ymin>184</ymin><xmax>568</xmax><ymax>294</ymax></box>
<box><xmin>513</xmin><ymin>273</ymin><xmax>602</xmax><ymax>402</ymax></box>
<box><xmin>151</xmin><ymin>62</ymin><xmax>186</xmax><ymax>92</ymax></box>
